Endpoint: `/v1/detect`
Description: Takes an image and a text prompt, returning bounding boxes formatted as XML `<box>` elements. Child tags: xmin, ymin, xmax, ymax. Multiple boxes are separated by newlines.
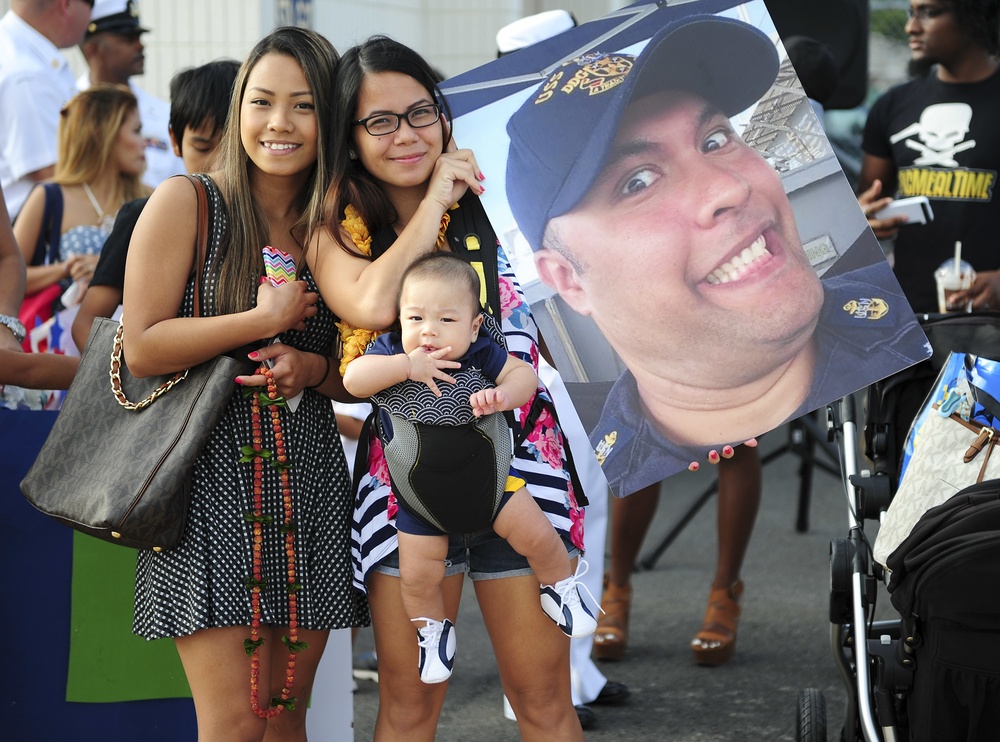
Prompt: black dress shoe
<box><xmin>575</xmin><ymin>704</ymin><xmax>597</xmax><ymax>729</ymax></box>
<box><xmin>591</xmin><ymin>680</ymin><xmax>631</xmax><ymax>706</ymax></box>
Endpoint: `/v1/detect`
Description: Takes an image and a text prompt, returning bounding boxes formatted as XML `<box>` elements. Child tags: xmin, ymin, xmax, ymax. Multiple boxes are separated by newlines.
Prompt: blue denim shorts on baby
<box><xmin>373</xmin><ymin>526</ymin><xmax>579</xmax><ymax>581</ymax></box>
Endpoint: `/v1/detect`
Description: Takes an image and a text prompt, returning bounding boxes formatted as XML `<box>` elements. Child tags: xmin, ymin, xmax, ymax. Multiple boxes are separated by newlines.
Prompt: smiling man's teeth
<box><xmin>705</xmin><ymin>235</ymin><xmax>769</xmax><ymax>285</ymax></box>
<box><xmin>264</xmin><ymin>142</ymin><xmax>296</xmax><ymax>150</ymax></box>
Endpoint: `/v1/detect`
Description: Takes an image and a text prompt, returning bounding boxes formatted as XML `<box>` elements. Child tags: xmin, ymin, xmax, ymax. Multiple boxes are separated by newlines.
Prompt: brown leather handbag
<box><xmin>20</xmin><ymin>176</ymin><xmax>249</xmax><ymax>550</ymax></box>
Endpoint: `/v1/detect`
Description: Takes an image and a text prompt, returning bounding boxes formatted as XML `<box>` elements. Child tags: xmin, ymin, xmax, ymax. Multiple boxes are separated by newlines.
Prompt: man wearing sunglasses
<box><xmin>0</xmin><ymin>0</ymin><xmax>94</xmax><ymax>220</ymax></box>
<box><xmin>859</xmin><ymin>0</ymin><xmax>1000</xmax><ymax>314</ymax></box>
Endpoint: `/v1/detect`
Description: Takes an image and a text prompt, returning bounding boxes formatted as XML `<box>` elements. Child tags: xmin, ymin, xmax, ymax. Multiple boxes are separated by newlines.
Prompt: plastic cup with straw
<box><xmin>935</xmin><ymin>241</ymin><xmax>975</xmax><ymax>313</ymax></box>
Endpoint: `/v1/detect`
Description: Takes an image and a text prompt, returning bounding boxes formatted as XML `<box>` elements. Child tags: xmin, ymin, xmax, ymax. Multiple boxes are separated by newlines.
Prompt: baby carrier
<box><xmin>375</xmin><ymin>380</ymin><xmax>516</xmax><ymax>534</ymax></box>
<box><xmin>349</xmin><ymin>194</ymin><xmax>586</xmax><ymax>535</ymax></box>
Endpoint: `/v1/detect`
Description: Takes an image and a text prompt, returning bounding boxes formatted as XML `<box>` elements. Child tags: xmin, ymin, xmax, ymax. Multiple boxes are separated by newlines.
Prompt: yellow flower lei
<box><xmin>335</xmin><ymin>203</ymin><xmax>452</xmax><ymax>375</ymax></box>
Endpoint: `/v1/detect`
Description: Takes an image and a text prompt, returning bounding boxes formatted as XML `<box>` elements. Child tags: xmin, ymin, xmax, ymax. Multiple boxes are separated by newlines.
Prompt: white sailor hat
<box><xmin>86</xmin><ymin>0</ymin><xmax>149</xmax><ymax>39</ymax></box>
<box><xmin>496</xmin><ymin>9</ymin><xmax>576</xmax><ymax>55</ymax></box>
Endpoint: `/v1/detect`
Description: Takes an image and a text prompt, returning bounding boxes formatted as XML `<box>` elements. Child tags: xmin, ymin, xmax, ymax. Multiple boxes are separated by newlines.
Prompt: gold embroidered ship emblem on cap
<box><xmin>534</xmin><ymin>54</ymin><xmax>633</xmax><ymax>104</ymax></box>
<box><xmin>562</xmin><ymin>54</ymin><xmax>633</xmax><ymax>97</ymax></box>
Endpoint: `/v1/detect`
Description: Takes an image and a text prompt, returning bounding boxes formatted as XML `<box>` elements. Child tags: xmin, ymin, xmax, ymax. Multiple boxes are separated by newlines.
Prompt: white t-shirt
<box><xmin>0</xmin><ymin>11</ymin><xmax>78</xmax><ymax>220</ymax></box>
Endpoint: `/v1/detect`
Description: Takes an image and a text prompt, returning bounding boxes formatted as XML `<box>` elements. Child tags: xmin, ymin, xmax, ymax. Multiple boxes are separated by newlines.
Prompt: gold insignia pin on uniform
<box><xmin>595</xmin><ymin>431</ymin><xmax>617</xmax><ymax>465</ymax></box>
<box><xmin>843</xmin><ymin>298</ymin><xmax>889</xmax><ymax>320</ymax></box>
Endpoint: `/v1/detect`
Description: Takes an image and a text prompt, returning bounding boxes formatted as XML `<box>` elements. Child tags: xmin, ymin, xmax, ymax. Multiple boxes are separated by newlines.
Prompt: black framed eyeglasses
<box><xmin>353</xmin><ymin>104</ymin><xmax>441</xmax><ymax>136</ymax></box>
<box><xmin>908</xmin><ymin>4</ymin><xmax>951</xmax><ymax>22</ymax></box>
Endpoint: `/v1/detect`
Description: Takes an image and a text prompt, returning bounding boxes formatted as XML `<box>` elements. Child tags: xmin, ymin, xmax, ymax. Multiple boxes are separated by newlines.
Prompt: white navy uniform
<box><xmin>0</xmin><ymin>10</ymin><xmax>78</xmax><ymax>220</ymax></box>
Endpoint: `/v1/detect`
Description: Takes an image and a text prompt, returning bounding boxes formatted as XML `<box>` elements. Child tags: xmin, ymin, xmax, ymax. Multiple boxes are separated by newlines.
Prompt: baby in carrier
<box><xmin>344</xmin><ymin>253</ymin><xmax>596</xmax><ymax>684</ymax></box>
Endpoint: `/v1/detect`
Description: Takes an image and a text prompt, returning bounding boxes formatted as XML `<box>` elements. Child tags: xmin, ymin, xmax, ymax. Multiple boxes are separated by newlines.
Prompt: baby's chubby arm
<box><xmin>343</xmin><ymin>346</ymin><xmax>461</xmax><ymax>398</ymax></box>
<box><xmin>470</xmin><ymin>355</ymin><xmax>537</xmax><ymax>417</ymax></box>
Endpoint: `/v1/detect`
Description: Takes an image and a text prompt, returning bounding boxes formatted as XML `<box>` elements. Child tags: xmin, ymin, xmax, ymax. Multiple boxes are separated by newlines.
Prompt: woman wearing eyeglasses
<box><xmin>309</xmin><ymin>35</ymin><xmax>587</xmax><ymax>741</ymax></box>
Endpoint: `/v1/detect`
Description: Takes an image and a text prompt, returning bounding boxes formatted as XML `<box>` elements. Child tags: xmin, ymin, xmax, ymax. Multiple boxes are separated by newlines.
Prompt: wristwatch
<box><xmin>0</xmin><ymin>313</ymin><xmax>26</xmax><ymax>343</ymax></box>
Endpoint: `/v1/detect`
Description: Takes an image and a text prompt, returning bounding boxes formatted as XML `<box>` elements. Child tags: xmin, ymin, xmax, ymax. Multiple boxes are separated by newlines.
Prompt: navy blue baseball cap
<box><xmin>506</xmin><ymin>14</ymin><xmax>780</xmax><ymax>252</ymax></box>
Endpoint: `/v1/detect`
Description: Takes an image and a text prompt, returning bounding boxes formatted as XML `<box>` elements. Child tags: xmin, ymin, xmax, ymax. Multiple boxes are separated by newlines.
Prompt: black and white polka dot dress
<box><xmin>133</xmin><ymin>175</ymin><xmax>368</xmax><ymax>639</ymax></box>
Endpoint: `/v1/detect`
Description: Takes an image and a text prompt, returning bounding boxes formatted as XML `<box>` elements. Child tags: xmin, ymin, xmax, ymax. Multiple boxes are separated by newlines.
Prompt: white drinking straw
<box><xmin>954</xmin><ymin>241</ymin><xmax>962</xmax><ymax>275</ymax></box>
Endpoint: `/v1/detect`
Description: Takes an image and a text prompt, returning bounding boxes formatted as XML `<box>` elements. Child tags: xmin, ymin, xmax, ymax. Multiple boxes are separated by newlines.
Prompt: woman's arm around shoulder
<box><xmin>308</xmin><ymin>224</ymin><xmax>396</xmax><ymax>330</ymax></box>
<box><xmin>307</xmin><ymin>149</ymin><xmax>484</xmax><ymax>331</ymax></box>
<box><xmin>309</xmin><ymin>201</ymin><xmax>452</xmax><ymax>331</ymax></box>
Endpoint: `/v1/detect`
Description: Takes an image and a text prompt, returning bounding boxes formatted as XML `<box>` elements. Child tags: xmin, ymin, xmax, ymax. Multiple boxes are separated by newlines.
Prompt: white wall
<box><xmin>0</xmin><ymin>0</ymin><xmax>623</xmax><ymax>97</ymax></box>
<box><xmin>137</xmin><ymin>0</ymin><xmax>264</xmax><ymax>93</ymax></box>
<box><xmin>316</xmin><ymin>0</ymin><xmax>621</xmax><ymax>79</ymax></box>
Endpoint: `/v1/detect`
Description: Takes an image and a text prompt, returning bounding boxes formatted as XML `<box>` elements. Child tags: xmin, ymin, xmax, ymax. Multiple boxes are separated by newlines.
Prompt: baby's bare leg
<box><xmin>397</xmin><ymin>532</ymin><xmax>450</xmax><ymax>623</ymax></box>
<box><xmin>493</xmin><ymin>487</ymin><xmax>570</xmax><ymax>586</ymax></box>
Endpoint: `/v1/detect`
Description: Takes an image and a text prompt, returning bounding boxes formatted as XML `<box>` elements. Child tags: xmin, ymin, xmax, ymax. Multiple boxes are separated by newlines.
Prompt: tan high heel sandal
<box><xmin>593</xmin><ymin>577</ymin><xmax>631</xmax><ymax>661</ymax></box>
<box><xmin>691</xmin><ymin>580</ymin><xmax>744</xmax><ymax>666</ymax></box>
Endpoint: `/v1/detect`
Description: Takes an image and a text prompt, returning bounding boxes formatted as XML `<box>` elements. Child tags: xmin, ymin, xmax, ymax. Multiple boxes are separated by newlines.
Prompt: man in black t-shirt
<box><xmin>859</xmin><ymin>0</ymin><xmax>1000</xmax><ymax>313</ymax></box>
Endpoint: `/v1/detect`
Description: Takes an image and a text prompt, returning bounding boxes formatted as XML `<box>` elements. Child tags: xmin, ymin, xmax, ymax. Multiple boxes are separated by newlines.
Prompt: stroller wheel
<box><xmin>795</xmin><ymin>688</ymin><xmax>827</xmax><ymax>742</ymax></box>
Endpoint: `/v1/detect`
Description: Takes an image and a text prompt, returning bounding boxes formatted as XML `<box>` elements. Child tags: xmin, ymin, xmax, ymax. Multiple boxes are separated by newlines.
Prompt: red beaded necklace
<box><xmin>240</xmin><ymin>365</ymin><xmax>307</xmax><ymax>717</ymax></box>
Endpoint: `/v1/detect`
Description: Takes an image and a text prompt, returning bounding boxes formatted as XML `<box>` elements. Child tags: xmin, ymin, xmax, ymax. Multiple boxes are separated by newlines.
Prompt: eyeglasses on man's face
<box><xmin>353</xmin><ymin>104</ymin><xmax>441</xmax><ymax>137</ymax></box>
<box><xmin>907</xmin><ymin>4</ymin><xmax>952</xmax><ymax>22</ymax></box>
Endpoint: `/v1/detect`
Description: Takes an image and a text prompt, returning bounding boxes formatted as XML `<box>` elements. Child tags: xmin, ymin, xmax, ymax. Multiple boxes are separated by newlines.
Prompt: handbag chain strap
<box><xmin>109</xmin><ymin>175</ymin><xmax>209</xmax><ymax>411</ymax></box>
<box><xmin>110</xmin><ymin>322</ymin><xmax>189</xmax><ymax>409</ymax></box>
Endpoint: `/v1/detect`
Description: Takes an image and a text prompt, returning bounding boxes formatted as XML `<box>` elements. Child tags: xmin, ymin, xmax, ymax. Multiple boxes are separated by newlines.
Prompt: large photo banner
<box><xmin>441</xmin><ymin>0</ymin><xmax>930</xmax><ymax>497</ymax></box>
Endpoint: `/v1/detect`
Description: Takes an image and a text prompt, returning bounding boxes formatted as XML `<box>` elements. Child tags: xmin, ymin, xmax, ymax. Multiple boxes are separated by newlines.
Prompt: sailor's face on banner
<box><xmin>536</xmin><ymin>88</ymin><xmax>823</xmax><ymax>387</ymax></box>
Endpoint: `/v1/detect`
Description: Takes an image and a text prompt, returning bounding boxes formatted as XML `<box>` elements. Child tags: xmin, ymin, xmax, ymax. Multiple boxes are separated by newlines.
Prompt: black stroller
<box><xmin>796</xmin><ymin>312</ymin><xmax>1000</xmax><ymax>742</ymax></box>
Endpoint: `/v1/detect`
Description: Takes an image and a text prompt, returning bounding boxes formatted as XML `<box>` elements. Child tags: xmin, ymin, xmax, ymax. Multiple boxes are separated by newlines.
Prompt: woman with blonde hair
<box><xmin>14</xmin><ymin>83</ymin><xmax>148</xmax><ymax>317</ymax></box>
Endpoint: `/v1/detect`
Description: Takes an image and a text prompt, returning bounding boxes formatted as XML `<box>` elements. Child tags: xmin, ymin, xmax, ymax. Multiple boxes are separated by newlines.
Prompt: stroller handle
<box><xmin>831</xmin><ymin>394</ymin><xmax>857</xmax><ymax>429</ymax></box>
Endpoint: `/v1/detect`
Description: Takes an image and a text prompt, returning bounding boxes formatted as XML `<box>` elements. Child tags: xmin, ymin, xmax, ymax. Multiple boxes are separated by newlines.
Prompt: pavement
<box><xmin>351</xmin><ymin>421</ymin><xmax>866</xmax><ymax>741</ymax></box>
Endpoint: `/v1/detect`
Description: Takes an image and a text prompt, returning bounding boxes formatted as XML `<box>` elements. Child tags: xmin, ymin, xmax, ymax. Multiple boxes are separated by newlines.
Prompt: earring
<box><xmin>348</xmin><ymin>149</ymin><xmax>358</xmax><ymax>160</ymax></box>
